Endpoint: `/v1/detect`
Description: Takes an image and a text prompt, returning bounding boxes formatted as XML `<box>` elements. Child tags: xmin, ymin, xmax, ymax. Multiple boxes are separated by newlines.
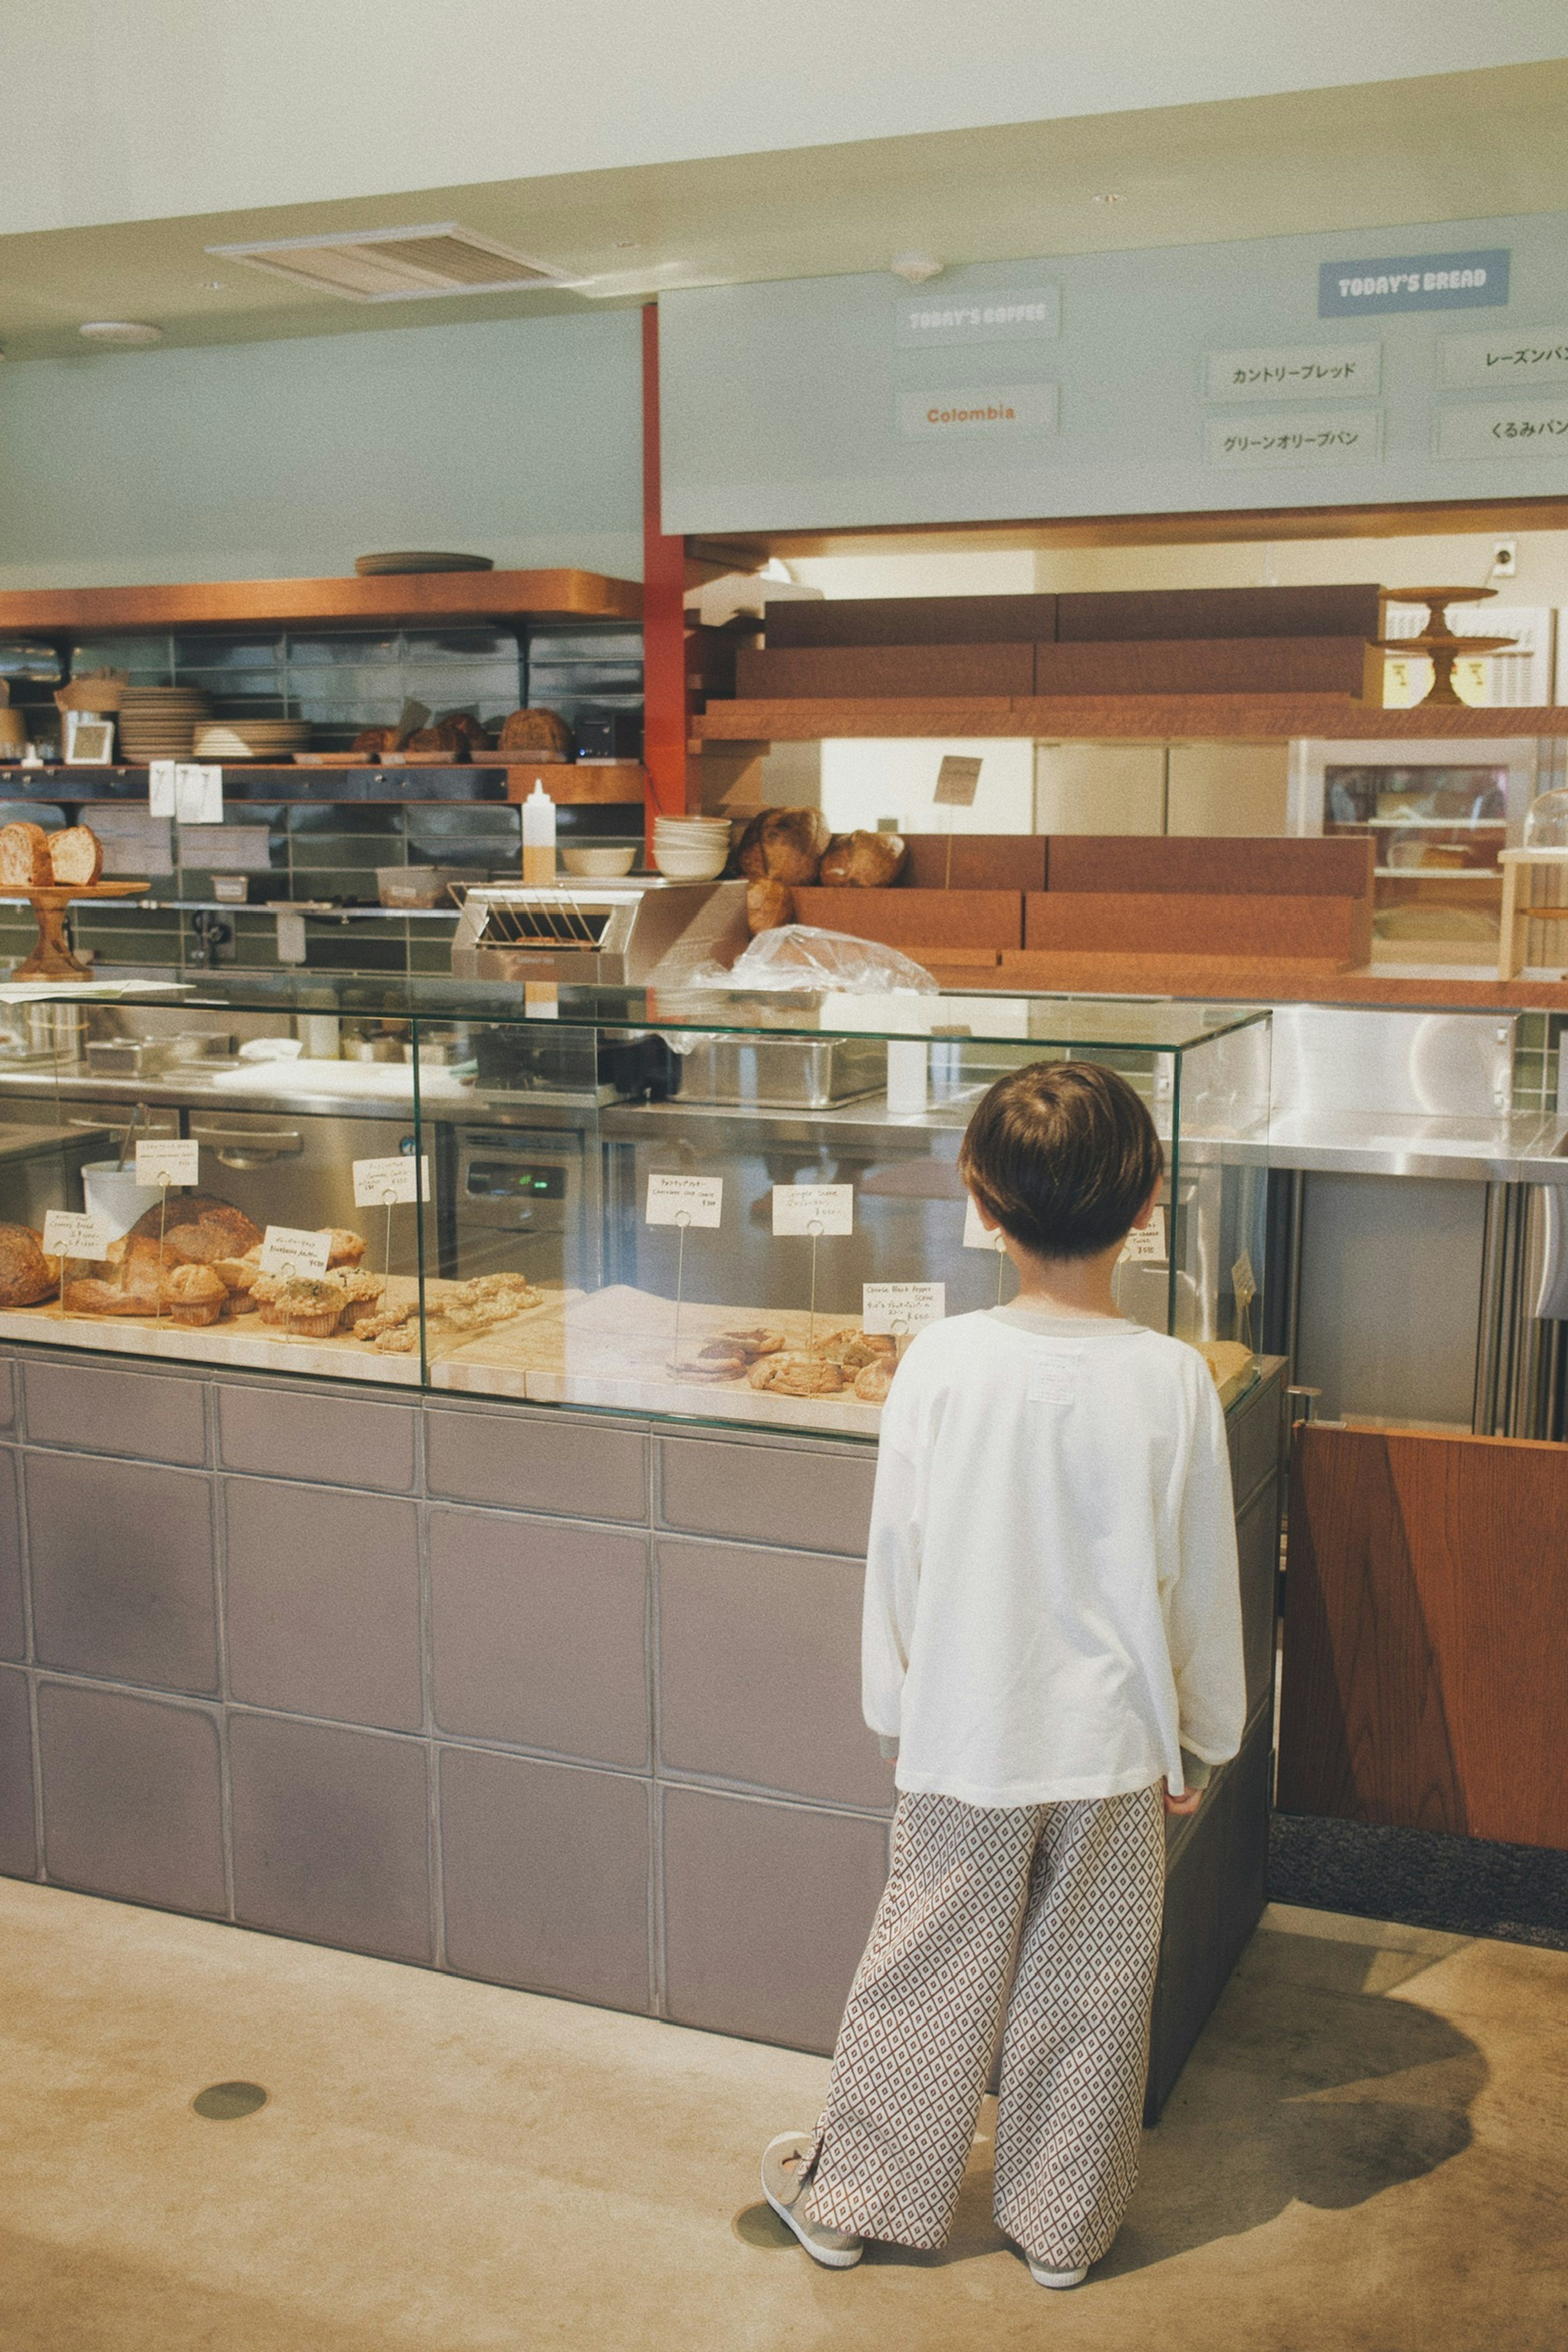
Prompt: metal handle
<box><xmin>188</xmin><ymin>1125</ymin><xmax>303</xmax><ymax>1166</ymax></box>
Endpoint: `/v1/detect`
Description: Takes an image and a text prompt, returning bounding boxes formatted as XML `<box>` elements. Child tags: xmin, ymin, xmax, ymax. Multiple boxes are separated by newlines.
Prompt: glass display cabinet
<box><xmin>0</xmin><ymin>976</ymin><xmax>1271</xmax><ymax>1427</ymax></box>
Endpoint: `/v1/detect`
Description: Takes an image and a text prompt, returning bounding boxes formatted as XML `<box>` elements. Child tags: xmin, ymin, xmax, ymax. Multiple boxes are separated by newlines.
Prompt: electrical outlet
<box><xmin>1490</xmin><ymin>540</ymin><xmax>1517</xmax><ymax>578</ymax></box>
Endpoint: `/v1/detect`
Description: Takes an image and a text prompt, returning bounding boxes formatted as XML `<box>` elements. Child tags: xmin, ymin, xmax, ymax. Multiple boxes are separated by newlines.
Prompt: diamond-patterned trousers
<box><xmin>802</xmin><ymin>1784</ymin><xmax>1165</xmax><ymax>2270</ymax></box>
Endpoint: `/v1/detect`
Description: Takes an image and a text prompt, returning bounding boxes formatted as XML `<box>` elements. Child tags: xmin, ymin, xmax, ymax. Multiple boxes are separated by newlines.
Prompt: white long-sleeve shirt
<box><xmin>862</xmin><ymin>1304</ymin><xmax>1247</xmax><ymax>1808</ymax></box>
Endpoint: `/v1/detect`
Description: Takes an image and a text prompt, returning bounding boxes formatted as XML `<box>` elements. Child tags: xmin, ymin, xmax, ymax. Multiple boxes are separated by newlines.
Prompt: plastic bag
<box><xmin>690</xmin><ymin>924</ymin><xmax>939</xmax><ymax>995</ymax></box>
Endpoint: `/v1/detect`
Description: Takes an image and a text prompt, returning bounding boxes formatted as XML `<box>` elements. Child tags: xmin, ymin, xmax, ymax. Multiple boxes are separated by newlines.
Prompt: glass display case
<box><xmin>0</xmin><ymin>976</ymin><xmax>1271</xmax><ymax>1427</ymax></box>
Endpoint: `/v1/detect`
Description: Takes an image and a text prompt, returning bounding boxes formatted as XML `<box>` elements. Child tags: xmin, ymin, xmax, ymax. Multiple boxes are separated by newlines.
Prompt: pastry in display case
<box><xmin>0</xmin><ymin>977</ymin><xmax>1271</xmax><ymax>1424</ymax></box>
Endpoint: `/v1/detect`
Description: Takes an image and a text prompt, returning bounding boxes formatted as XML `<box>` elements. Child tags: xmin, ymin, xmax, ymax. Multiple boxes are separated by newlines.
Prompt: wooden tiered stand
<box><xmin>12</xmin><ymin>882</ymin><xmax>150</xmax><ymax>979</ymax></box>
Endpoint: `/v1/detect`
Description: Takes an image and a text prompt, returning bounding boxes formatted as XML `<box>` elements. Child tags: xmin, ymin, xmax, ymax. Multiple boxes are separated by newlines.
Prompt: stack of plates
<box><xmin>192</xmin><ymin>721</ymin><xmax>312</xmax><ymax>761</ymax></box>
<box><xmin>653</xmin><ymin>814</ymin><xmax>733</xmax><ymax>880</ymax></box>
<box><xmin>353</xmin><ymin>551</ymin><xmax>494</xmax><ymax>576</ymax></box>
<box><xmin>118</xmin><ymin>686</ymin><xmax>211</xmax><ymax>762</ymax></box>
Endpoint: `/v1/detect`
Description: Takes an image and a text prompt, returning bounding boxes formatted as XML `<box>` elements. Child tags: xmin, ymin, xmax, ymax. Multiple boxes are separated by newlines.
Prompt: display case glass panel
<box><xmin>0</xmin><ymin>976</ymin><xmax>1270</xmax><ymax>1427</ymax></box>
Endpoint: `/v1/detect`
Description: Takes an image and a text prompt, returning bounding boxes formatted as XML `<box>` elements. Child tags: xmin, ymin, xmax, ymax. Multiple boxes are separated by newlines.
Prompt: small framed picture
<box><xmin>63</xmin><ymin>713</ymin><xmax>115</xmax><ymax>765</ymax></box>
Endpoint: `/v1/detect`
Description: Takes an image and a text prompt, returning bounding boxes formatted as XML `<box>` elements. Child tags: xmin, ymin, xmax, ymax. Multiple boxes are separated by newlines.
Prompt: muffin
<box><xmin>325</xmin><ymin>1229</ymin><xmax>368</xmax><ymax>1269</ymax></box>
<box><xmin>336</xmin><ymin>1270</ymin><xmax>386</xmax><ymax>1328</ymax></box>
<box><xmin>162</xmin><ymin>1264</ymin><xmax>227</xmax><ymax>1327</ymax></box>
<box><xmin>265</xmin><ymin>1277</ymin><xmax>344</xmax><ymax>1338</ymax></box>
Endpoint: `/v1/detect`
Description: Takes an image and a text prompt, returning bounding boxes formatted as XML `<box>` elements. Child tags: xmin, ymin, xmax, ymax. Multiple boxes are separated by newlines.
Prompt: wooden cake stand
<box><xmin>13</xmin><ymin>882</ymin><xmax>151</xmax><ymax>979</ymax></box>
<box><xmin>1375</xmin><ymin>584</ymin><xmax>1517</xmax><ymax>706</ymax></box>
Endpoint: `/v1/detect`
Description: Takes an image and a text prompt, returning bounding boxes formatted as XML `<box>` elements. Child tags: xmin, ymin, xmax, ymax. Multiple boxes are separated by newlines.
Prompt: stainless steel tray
<box><xmin>672</xmin><ymin>1035</ymin><xmax>885</xmax><ymax>1108</ymax></box>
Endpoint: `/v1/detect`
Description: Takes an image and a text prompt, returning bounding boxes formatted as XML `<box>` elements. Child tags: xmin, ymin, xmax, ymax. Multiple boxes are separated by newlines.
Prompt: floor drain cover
<box><xmin>192</xmin><ymin>2080</ymin><xmax>268</xmax><ymax>2121</ymax></box>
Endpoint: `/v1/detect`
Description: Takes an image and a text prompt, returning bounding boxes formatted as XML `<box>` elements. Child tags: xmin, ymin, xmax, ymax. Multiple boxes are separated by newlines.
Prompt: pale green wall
<box><xmin>0</xmin><ymin>312</ymin><xmax>643</xmax><ymax>589</ymax></box>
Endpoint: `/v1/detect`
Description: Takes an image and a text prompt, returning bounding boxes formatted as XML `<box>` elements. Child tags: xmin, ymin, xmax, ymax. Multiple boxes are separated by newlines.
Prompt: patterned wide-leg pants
<box><xmin>801</xmin><ymin>1785</ymin><xmax>1165</xmax><ymax>2272</ymax></box>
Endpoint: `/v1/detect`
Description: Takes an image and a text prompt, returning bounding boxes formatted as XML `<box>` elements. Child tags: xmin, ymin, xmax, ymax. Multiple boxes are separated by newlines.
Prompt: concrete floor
<box><xmin>1</xmin><ymin>1879</ymin><xmax>1564</xmax><ymax>2352</ymax></box>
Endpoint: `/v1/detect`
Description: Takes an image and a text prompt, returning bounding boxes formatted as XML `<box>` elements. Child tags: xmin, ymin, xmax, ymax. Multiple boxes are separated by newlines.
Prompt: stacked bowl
<box><xmin>118</xmin><ymin>686</ymin><xmax>211</xmax><ymax>762</ymax></box>
<box><xmin>192</xmin><ymin>720</ymin><xmax>312</xmax><ymax>760</ymax></box>
<box><xmin>652</xmin><ymin>815</ymin><xmax>732</xmax><ymax>880</ymax></box>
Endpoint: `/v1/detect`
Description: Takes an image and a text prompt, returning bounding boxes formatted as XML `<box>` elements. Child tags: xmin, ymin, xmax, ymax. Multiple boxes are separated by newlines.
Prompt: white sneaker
<box><xmin>1028</xmin><ymin>2258</ymin><xmax>1089</xmax><ymax>2290</ymax></box>
<box><xmin>761</xmin><ymin>2133</ymin><xmax>864</xmax><ymax>2269</ymax></box>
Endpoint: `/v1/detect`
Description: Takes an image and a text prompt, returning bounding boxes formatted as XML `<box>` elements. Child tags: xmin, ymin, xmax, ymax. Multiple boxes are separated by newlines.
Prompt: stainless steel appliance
<box><xmin>451</xmin><ymin>879</ymin><xmax>748</xmax><ymax>985</ymax></box>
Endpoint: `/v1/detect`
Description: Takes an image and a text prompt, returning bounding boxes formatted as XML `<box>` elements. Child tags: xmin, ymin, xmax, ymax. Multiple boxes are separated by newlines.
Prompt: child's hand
<box><xmin>1162</xmin><ymin>1778</ymin><xmax>1204</xmax><ymax>1817</ymax></box>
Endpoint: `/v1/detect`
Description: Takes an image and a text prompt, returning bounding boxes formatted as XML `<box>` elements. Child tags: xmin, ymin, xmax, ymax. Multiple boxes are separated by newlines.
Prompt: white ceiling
<box><xmin>0</xmin><ymin>60</ymin><xmax>1564</xmax><ymax>363</ymax></box>
<box><xmin>3</xmin><ymin>4</ymin><xmax>1564</xmax><ymax>237</ymax></box>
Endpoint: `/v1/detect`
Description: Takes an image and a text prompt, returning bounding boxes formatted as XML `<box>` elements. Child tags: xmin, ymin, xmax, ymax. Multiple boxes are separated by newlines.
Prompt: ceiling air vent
<box><xmin>205</xmin><ymin>223</ymin><xmax>578</xmax><ymax>303</ymax></box>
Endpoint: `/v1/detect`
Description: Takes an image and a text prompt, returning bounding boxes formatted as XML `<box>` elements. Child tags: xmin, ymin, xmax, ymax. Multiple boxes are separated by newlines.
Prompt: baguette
<box><xmin>47</xmin><ymin>826</ymin><xmax>103</xmax><ymax>886</ymax></box>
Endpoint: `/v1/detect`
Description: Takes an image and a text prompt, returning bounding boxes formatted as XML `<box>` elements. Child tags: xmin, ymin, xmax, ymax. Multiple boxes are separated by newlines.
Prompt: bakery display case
<box><xmin>0</xmin><ymin>976</ymin><xmax>1271</xmax><ymax>1423</ymax></box>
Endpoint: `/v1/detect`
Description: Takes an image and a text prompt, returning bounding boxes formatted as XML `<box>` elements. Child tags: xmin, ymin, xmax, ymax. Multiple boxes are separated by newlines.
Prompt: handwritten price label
<box><xmin>862</xmin><ymin>1282</ymin><xmax>944</xmax><ymax>1336</ymax></box>
<box><xmin>257</xmin><ymin>1224</ymin><xmax>332</xmax><ymax>1279</ymax></box>
<box><xmin>42</xmin><ymin>1210</ymin><xmax>114</xmax><ymax>1262</ymax></box>
<box><xmin>135</xmin><ymin>1138</ymin><xmax>200</xmax><ymax>1187</ymax></box>
<box><xmin>352</xmin><ymin>1154</ymin><xmax>429</xmax><ymax>1208</ymax></box>
<box><xmin>772</xmin><ymin>1183</ymin><xmax>854</xmax><ymax>1237</ymax></box>
<box><xmin>646</xmin><ymin>1174</ymin><xmax>723</xmax><ymax>1229</ymax></box>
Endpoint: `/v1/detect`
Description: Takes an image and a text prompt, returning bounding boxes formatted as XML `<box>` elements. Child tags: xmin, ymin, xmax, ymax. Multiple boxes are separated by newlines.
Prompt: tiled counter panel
<box><xmin>0</xmin><ymin>1346</ymin><xmax>1282</xmax><ymax>2082</ymax></box>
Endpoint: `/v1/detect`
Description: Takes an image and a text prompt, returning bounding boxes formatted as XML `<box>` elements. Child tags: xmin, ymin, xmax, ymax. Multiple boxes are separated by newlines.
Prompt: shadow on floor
<box><xmin>737</xmin><ymin>1920</ymin><xmax>1487</xmax><ymax>2278</ymax></box>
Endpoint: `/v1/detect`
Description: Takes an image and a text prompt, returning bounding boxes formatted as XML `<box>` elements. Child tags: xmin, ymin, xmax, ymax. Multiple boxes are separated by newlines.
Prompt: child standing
<box><xmin>762</xmin><ymin>1059</ymin><xmax>1247</xmax><ymax>2288</ymax></box>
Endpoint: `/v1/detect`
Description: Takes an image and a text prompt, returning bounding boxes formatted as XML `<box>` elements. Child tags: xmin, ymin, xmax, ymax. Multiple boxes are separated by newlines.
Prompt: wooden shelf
<box><xmin>696</xmin><ymin>694</ymin><xmax>1568</xmax><ymax>744</ymax></box>
<box><xmin>0</xmin><ymin>764</ymin><xmax>646</xmax><ymax>806</ymax></box>
<box><xmin>0</xmin><ymin>568</ymin><xmax>641</xmax><ymax>635</ymax></box>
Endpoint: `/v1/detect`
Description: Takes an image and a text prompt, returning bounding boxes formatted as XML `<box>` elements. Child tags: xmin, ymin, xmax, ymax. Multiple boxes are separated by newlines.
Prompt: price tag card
<box><xmin>646</xmin><ymin>1174</ymin><xmax>723</xmax><ymax>1229</ymax></box>
<box><xmin>135</xmin><ymin>1137</ymin><xmax>200</xmax><ymax>1187</ymax></box>
<box><xmin>147</xmin><ymin>759</ymin><xmax>177</xmax><ymax>816</ymax></box>
<box><xmin>257</xmin><ymin>1224</ymin><xmax>333</xmax><ymax>1279</ymax></box>
<box><xmin>174</xmin><ymin>763</ymin><xmax>223</xmax><ymax>823</ymax></box>
<box><xmin>1119</xmin><ymin>1209</ymin><xmax>1168</xmax><ymax>1265</ymax></box>
<box><xmin>352</xmin><ymin>1154</ymin><xmax>429</xmax><ymax>1208</ymax></box>
<box><xmin>42</xmin><ymin>1210</ymin><xmax>114</xmax><ymax>1262</ymax></box>
<box><xmin>1232</xmin><ymin>1248</ymin><xmax>1258</xmax><ymax>1310</ymax></box>
<box><xmin>963</xmin><ymin>1195</ymin><xmax>1006</xmax><ymax>1251</ymax></box>
<box><xmin>772</xmin><ymin>1183</ymin><xmax>854</xmax><ymax>1237</ymax></box>
<box><xmin>933</xmin><ymin>754</ymin><xmax>983</xmax><ymax>808</ymax></box>
<box><xmin>862</xmin><ymin>1281</ymin><xmax>945</xmax><ymax>1336</ymax></box>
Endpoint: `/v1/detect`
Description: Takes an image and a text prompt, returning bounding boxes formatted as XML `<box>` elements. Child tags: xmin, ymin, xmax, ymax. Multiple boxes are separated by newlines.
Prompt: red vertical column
<box><xmin>641</xmin><ymin>301</ymin><xmax>690</xmax><ymax>845</ymax></box>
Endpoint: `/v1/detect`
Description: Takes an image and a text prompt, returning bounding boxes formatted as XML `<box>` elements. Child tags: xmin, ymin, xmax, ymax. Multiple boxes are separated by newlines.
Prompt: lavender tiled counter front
<box><xmin>0</xmin><ymin>1346</ymin><xmax>1281</xmax><ymax>2112</ymax></box>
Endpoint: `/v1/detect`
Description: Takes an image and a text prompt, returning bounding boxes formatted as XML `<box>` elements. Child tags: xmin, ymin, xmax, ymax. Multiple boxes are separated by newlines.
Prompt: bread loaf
<box><xmin>351</xmin><ymin>728</ymin><xmax>395</xmax><ymax>759</ymax></box>
<box><xmin>736</xmin><ymin>806</ymin><xmax>831</xmax><ymax>885</ymax></box>
<box><xmin>0</xmin><ymin>822</ymin><xmax>53</xmax><ymax>888</ymax></box>
<box><xmin>498</xmin><ymin>707</ymin><xmax>573</xmax><ymax>757</ymax></box>
<box><xmin>746</xmin><ymin>877</ymin><xmax>795</xmax><ymax>934</ymax></box>
<box><xmin>0</xmin><ymin>1224</ymin><xmax>58</xmax><ymax>1307</ymax></box>
<box><xmin>126</xmin><ymin>1192</ymin><xmax>263</xmax><ymax>1264</ymax></box>
<box><xmin>47</xmin><ymin>826</ymin><xmax>104</xmax><ymax>886</ymax></box>
<box><xmin>819</xmin><ymin>830</ymin><xmax>906</xmax><ymax>888</ymax></box>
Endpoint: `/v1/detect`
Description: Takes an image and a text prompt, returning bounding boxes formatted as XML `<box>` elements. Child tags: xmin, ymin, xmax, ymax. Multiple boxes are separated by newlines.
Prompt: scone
<box><xmin>853</xmin><ymin>1360</ymin><xmax>893</xmax><ymax>1405</ymax></box>
<box><xmin>811</xmin><ymin>1327</ymin><xmax>896</xmax><ymax>1371</ymax></box>
<box><xmin>162</xmin><ymin>1264</ymin><xmax>227</xmax><ymax>1326</ymax></box>
<box><xmin>748</xmin><ymin>1353</ymin><xmax>847</xmax><ymax>1397</ymax></box>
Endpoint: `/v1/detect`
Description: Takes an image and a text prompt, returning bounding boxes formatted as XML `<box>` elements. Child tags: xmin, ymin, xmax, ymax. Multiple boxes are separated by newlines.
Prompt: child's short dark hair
<box><xmin>958</xmin><ymin>1059</ymin><xmax>1165</xmax><ymax>1261</ymax></box>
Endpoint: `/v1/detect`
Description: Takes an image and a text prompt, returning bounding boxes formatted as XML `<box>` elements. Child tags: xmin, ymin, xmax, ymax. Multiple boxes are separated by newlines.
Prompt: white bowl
<box><xmin>653</xmin><ymin>851</ymin><xmax>730</xmax><ymax>880</ymax></box>
<box><xmin>655</xmin><ymin>815</ymin><xmax>731</xmax><ymax>832</ymax></box>
<box><xmin>560</xmin><ymin>845</ymin><xmax>638</xmax><ymax>878</ymax></box>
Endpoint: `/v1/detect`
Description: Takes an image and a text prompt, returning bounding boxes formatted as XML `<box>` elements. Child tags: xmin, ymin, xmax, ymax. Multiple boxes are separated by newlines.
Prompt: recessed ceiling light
<box><xmin>1092</xmin><ymin>192</ymin><xmax>1124</xmax><ymax>205</ymax></box>
<box><xmin>890</xmin><ymin>252</ymin><xmax>944</xmax><ymax>285</ymax></box>
<box><xmin>79</xmin><ymin>320</ymin><xmax>163</xmax><ymax>345</ymax></box>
